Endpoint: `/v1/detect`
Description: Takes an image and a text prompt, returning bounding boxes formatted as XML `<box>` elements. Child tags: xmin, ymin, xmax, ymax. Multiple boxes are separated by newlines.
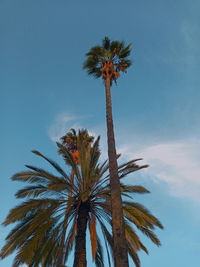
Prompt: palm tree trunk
<box><xmin>105</xmin><ymin>77</ymin><xmax>129</xmax><ymax>267</ymax></box>
<box><xmin>73</xmin><ymin>201</ymin><xmax>89</xmax><ymax>267</ymax></box>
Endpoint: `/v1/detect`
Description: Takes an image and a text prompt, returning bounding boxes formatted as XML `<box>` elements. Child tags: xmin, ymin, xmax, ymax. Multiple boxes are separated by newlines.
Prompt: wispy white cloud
<box><xmin>48</xmin><ymin>113</ymin><xmax>81</xmax><ymax>142</ymax></box>
<box><xmin>119</xmin><ymin>139</ymin><xmax>200</xmax><ymax>203</ymax></box>
<box><xmin>47</xmin><ymin>112</ymin><xmax>105</xmax><ymax>144</ymax></box>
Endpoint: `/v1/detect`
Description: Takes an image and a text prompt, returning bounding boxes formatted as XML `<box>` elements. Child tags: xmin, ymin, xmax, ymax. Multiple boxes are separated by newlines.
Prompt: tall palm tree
<box><xmin>0</xmin><ymin>136</ymin><xmax>163</xmax><ymax>267</ymax></box>
<box><xmin>83</xmin><ymin>36</ymin><xmax>132</xmax><ymax>267</ymax></box>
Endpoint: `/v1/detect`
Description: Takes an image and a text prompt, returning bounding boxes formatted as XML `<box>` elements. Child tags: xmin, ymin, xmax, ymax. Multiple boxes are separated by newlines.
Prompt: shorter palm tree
<box><xmin>55</xmin><ymin>128</ymin><xmax>94</xmax><ymax>266</ymax></box>
<box><xmin>0</xmin><ymin>135</ymin><xmax>163</xmax><ymax>267</ymax></box>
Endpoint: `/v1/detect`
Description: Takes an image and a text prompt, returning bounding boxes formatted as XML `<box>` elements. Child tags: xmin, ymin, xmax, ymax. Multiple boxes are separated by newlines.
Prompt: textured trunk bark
<box><xmin>73</xmin><ymin>201</ymin><xmax>89</xmax><ymax>267</ymax></box>
<box><xmin>105</xmin><ymin>77</ymin><xmax>129</xmax><ymax>267</ymax></box>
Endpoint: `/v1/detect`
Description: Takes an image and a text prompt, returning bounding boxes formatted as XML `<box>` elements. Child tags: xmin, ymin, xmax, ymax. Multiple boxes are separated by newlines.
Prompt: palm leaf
<box><xmin>32</xmin><ymin>150</ymin><xmax>70</xmax><ymax>182</ymax></box>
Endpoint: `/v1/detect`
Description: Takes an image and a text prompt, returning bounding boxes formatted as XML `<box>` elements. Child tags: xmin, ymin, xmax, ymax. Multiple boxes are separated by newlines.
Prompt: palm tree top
<box><xmin>83</xmin><ymin>36</ymin><xmax>132</xmax><ymax>84</ymax></box>
<box><xmin>58</xmin><ymin>128</ymin><xmax>94</xmax><ymax>164</ymax></box>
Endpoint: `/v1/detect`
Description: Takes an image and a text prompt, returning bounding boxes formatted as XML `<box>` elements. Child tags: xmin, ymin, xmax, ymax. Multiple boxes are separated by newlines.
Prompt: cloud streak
<box><xmin>119</xmin><ymin>140</ymin><xmax>200</xmax><ymax>203</ymax></box>
<box><xmin>48</xmin><ymin>113</ymin><xmax>81</xmax><ymax>142</ymax></box>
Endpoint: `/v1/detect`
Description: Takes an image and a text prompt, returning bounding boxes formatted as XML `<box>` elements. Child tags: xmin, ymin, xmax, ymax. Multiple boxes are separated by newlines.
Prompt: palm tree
<box><xmin>0</xmin><ymin>136</ymin><xmax>163</xmax><ymax>267</ymax></box>
<box><xmin>56</xmin><ymin>128</ymin><xmax>94</xmax><ymax>266</ymax></box>
<box><xmin>83</xmin><ymin>36</ymin><xmax>132</xmax><ymax>267</ymax></box>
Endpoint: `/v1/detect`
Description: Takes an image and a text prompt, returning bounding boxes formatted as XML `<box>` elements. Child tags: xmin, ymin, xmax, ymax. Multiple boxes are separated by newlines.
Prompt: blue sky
<box><xmin>1</xmin><ymin>0</ymin><xmax>200</xmax><ymax>266</ymax></box>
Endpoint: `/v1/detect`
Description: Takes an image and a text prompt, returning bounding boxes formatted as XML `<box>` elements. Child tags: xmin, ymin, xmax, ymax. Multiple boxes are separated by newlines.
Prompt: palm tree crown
<box><xmin>58</xmin><ymin>128</ymin><xmax>94</xmax><ymax>164</ymax></box>
<box><xmin>83</xmin><ymin>36</ymin><xmax>132</xmax><ymax>84</ymax></box>
<box><xmin>0</xmin><ymin>135</ymin><xmax>163</xmax><ymax>267</ymax></box>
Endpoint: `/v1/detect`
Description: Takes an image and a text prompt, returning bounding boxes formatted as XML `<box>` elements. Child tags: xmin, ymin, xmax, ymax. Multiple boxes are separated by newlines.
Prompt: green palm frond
<box><xmin>139</xmin><ymin>227</ymin><xmax>162</xmax><ymax>246</ymax></box>
<box><xmin>118</xmin><ymin>163</ymin><xmax>149</xmax><ymax>179</ymax></box>
<box><xmin>103</xmin><ymin>36</ymin><xmax>111</xmax><ymax>50</ymax></box>
<box><xmin>127</xmin><ymin>243</ymin><xmax>140</xmax><ymax>267</ymax></box>
<box><xmin>32</xmin><ymin>150</ymin><xmax>70</xmax><ymax>181</ymax></box>
<box><xmin>56</xmin><ymin>143</ymin><xmax>80</xmax><ymax>176</ymax></box>
<box><xmin>120</xmin><ymin>184</ymin><xmax>150</xmax><ymax>194</ymax></box>
<box><xmin>12</xmin><ymin>171</ymin><xmax>48</xmax><ymax>184</ymax></box>
<box><xmin>125</xmin><ymin>222</ymin><xmax>141</xmax><ymax>251</ymax></box>
<box><xmin>124</xmin><ymin>201</ymin><xmax>163</xmax><ymax>229</ymax></box>
<box><xmin>15</xmin><ymin>185</ymin><xmax>48</xmax><ymax>198</ymax></box>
